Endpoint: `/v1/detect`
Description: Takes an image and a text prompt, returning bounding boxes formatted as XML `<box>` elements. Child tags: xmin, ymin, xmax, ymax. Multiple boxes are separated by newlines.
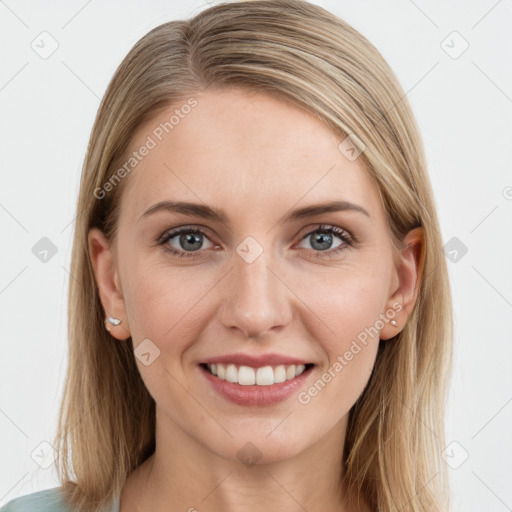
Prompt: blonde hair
<box><xmin>54</xmin><ymin>1</ymin><xmax>453</xmax><ymax>510</ymax></box>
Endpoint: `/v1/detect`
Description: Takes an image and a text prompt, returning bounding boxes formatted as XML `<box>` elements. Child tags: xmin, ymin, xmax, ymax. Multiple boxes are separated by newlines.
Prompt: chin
<box><xmin>206</xmin><ymin>428</ymin><xmax>312</xmax><ymax>466</ymax></box>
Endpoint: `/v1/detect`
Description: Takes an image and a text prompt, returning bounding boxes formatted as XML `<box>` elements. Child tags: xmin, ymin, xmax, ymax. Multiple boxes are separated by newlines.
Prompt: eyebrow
<box><xmin>138</xmin><ymin>199</ymin><xmax>371</xmax><ymax>225</ymax></box>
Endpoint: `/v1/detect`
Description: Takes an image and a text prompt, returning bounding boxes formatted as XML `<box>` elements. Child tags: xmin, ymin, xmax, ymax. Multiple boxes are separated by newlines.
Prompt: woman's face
<box><xmin>89</xmin><ymin>87</ymin><xmax>421</xmax><ymax>465</ymax></box>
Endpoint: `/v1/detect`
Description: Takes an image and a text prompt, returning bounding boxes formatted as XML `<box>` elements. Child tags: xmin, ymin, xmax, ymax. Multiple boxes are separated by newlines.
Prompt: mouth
<box><xmin>200</xmin><ymin>362</ymin><xmax>315</xmax><ymax>386</ymax></box>
<box><xmin>198</xmin><ymin>362</ymin><xmax>315</xmax><ymax>406</ymax></box>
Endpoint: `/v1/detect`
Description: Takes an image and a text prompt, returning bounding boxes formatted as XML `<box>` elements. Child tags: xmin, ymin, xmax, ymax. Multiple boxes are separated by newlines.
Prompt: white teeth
<box><xmin>256</xmin><ymin>366</ymin><xmax>274</xmax><ymax>386</ymax></box>
<box><xmin>238</xmin><ymin>365</ymin><xmax>256</xmax><ymax>385</ymax></box>
<box><xmin>225</xmin><ymin>364</ymin><xmax>238</xmax><ymax>383</ymax></box>
<box><xmin>274</xmin><ymin>365</ymin><xmax>287</xmax><ymax>383</ymax></box>
<box><xmin>205</xmin><ymin>362</ymin><xmax>309</xmax><ymax>385</ymax></box>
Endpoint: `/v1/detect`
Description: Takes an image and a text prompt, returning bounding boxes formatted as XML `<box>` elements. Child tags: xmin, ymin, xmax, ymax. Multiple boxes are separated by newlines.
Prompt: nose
<box><xmin>220</xmin><ymin>247</ymin><xmax>292</xmax><ymax>340</ymax></box>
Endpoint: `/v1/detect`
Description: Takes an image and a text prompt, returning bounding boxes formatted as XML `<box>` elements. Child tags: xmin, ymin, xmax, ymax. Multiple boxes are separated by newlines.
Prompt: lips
<box><xmin>198</xmin><ymin>352</ymin><xmax>315</xmax><ymax>406</ymax></box>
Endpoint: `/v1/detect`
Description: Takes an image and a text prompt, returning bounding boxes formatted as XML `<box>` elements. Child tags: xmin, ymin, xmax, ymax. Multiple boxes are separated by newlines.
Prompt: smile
<box><xmin>199</xmin><ymin>362</ymin><xmax>315</xmax><ymax>406</ymax></box>
<box><xmin>203</xmin><ymin>362</ymin><xmax>313</xmax><ymax>386</ymax></box>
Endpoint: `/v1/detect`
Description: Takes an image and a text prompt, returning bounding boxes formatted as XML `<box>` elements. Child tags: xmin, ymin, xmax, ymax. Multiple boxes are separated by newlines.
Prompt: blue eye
<box><xmin>158</xmin><ymin>224</ymin><xmax>355</xmax><ymax>259</ymax></box>
<box><xmin>298</xmin><ymin>224</ymin><xmax>354</xmax><ymax>259</ymax></box>
<box><xmin>158</xmin><ymin>227</ymin><xmax>215</xmax><ymax>258</ymax></box>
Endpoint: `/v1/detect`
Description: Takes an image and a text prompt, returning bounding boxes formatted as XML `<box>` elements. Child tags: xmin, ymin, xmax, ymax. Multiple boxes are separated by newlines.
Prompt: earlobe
<box><xmin>380</xmin><ymin>227</ymin><xmax>424</xmax><ymax>341</ymax></box>
<box><xmin>87</xmin><ymin>228</ymin><xmax>131</xmax><ymax>340</ymax></box>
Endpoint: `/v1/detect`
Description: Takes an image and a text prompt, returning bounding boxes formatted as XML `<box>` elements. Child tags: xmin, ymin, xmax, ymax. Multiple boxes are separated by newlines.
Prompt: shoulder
<box><xmin>0</xmin><ymin>487</ymin><xmax>71</xmax><ymax>512</ymax></box>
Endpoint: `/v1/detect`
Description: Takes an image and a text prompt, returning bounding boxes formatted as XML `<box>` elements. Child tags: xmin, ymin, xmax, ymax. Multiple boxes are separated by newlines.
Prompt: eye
<box><xmin>158</xmin><ymin>227</ymin><xmax>216</xmax><ymax>258</ymax></box>
<box><xmin>296</xmin><ymin>224</ymin><xmax>354</xmax><ymax>259</ymax></box>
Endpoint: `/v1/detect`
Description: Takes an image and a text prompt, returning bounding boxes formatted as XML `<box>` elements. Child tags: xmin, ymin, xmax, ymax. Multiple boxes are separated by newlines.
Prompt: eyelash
<box><xmin>157</xmin><ymin>224</ymin><xmax>356</xmax><ymax>260</ymax></box>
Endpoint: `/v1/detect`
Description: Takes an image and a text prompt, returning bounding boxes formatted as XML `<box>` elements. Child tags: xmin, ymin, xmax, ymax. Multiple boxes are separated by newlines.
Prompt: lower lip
<box><xmin>199</xmin><ymin>364</ymin><xmax>314</xmax><ymax>406</ymax></box>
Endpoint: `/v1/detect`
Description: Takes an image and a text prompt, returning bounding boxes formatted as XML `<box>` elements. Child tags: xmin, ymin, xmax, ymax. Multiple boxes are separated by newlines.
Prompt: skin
<box><xmin>88</xmin><ymin>87</ymin><xmax>423</xmax><ymax>512</ymax></box>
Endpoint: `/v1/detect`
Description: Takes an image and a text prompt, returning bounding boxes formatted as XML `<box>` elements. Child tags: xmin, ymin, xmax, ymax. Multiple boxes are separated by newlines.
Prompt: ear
<box><xmin>88</xmin><ymin>227</ymin><xmax>131</xmax><ymax>341</ymax></box>
<box><xmin>380</xmin><ymin>227</ymin><xmax>424</xmax><ymax>341</ymax></box>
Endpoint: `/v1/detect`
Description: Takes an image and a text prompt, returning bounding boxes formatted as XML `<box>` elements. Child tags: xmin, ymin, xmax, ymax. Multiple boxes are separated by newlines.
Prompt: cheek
<box><xmin>294</xmin><ymin>265</ymin><xmax>389</xmax><ymax>405</ymax></box>
<box><xmin>121</xmin><ymin>264</ymin><xmax>210</xmax><ymax>408</ymax></box>
<box><xmin>122</xmin><ymin>262</ymin><xmax>217</xmax><ymax>352</ymax></box>
<box><xmin>299</xmin><ymin>262</ymin><xmax>390</xmax><ymax>346</ymax></box>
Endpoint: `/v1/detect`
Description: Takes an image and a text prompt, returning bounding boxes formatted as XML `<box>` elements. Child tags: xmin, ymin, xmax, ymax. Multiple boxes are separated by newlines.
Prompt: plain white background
<box><xmin>1</xmin><ymin>1</ymin><xmax>511</xmax><ymax>510</ymax></box>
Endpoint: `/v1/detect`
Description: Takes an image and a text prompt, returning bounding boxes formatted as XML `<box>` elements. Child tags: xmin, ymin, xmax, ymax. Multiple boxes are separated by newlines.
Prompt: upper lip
<box><xmin>201</xmin><ymin>352</ymin><xmax>313</xmax><ymax>368</ymax></box>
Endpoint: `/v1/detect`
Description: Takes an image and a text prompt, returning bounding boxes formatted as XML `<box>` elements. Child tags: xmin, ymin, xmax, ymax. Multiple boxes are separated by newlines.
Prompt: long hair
<box><xmin>53</xmin><ymin>1</ymin><xmax>453</xmax><ymax>510</ymax></box>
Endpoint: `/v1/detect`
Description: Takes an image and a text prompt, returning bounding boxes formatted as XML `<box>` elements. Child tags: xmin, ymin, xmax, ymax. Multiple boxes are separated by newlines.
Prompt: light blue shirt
<box><xmin>0</xmin><ymin>487</ymin><xmax>120</xmax><ymax>512</ymax></box>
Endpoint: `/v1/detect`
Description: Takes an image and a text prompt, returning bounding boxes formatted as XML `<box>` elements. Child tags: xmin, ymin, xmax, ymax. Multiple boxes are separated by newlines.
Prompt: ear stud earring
<box><xmin>104</xmin><ymin>317</ymin><xmax>122</xmax><ymax>332</ymax></box>
<box><xmin>390</xmin><ymin>320</ymin><xmax>398</xmax><ymax>327</ymax></box>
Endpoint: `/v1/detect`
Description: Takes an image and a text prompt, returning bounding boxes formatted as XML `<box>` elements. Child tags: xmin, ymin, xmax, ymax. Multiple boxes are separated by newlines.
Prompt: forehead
<box><xmin>118</xmin><ymin>87</ymin><xmax>381</xmax><ymax>225</ymax></box>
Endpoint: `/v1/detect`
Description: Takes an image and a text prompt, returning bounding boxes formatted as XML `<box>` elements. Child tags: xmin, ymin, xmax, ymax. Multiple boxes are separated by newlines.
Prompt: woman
<box><xmin>1</xmin><ymin>0</ymin><xmax>453</xmax><ymax>510</ymax></box>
